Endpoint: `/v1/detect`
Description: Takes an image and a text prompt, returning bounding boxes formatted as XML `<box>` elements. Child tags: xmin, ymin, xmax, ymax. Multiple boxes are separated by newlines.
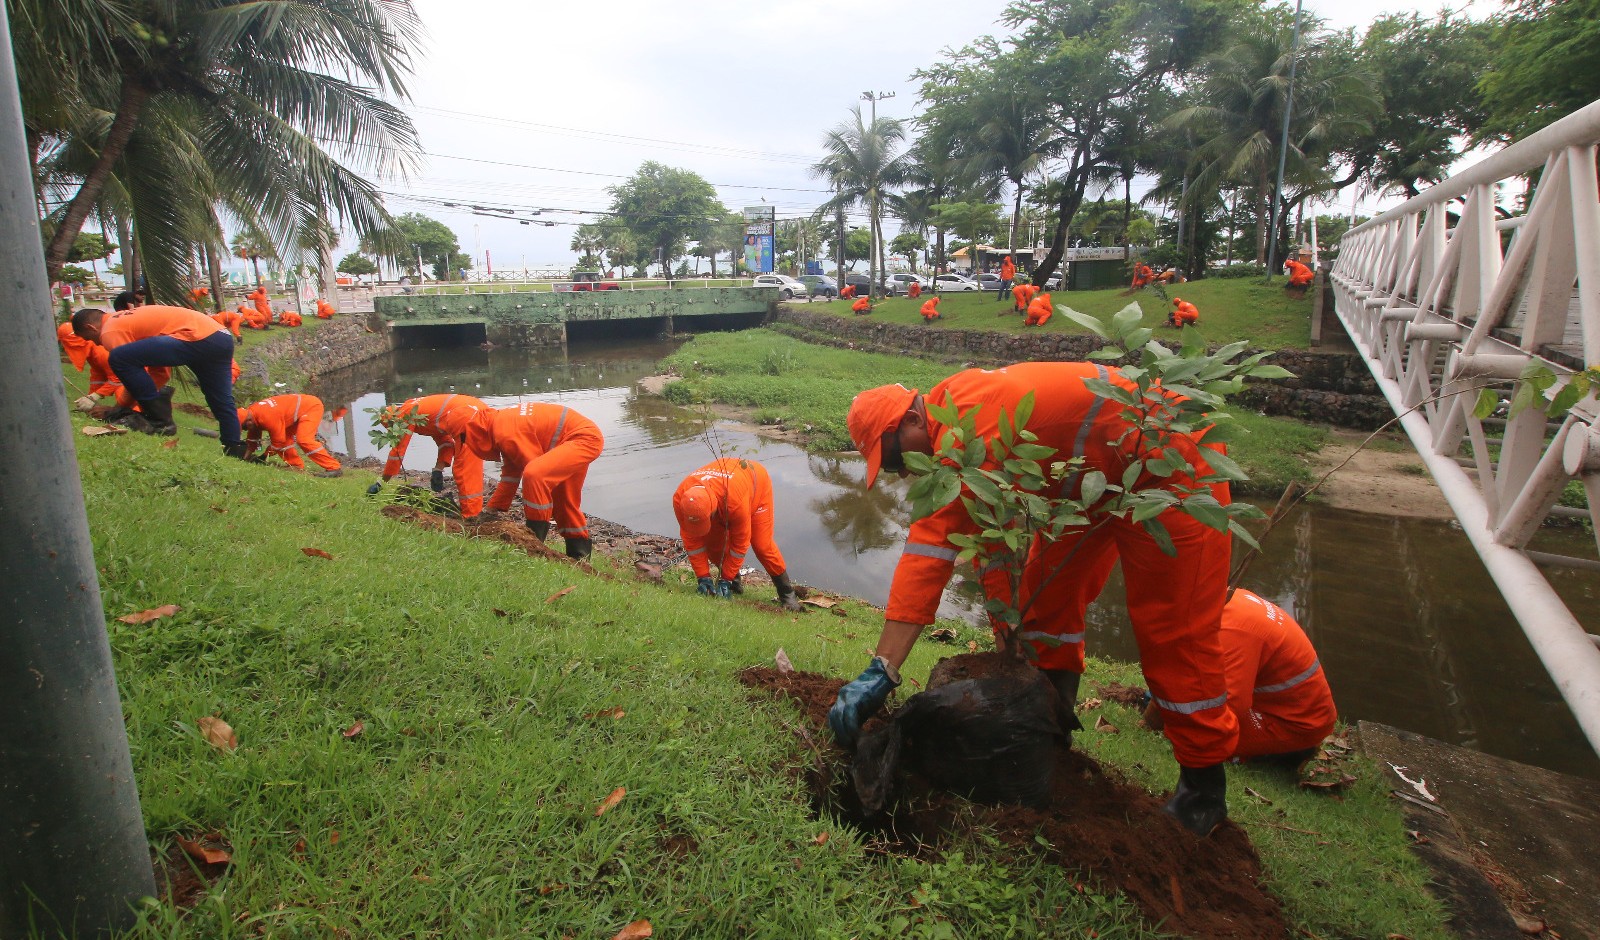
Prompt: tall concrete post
<box><xmin>0</xmin><ymin>6</ymin><xmax>156</xmax><ymax>936</ymax></box>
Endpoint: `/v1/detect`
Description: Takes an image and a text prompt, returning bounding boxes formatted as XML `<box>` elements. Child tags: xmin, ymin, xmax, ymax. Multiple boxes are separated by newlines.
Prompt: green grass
<box><xmin>815</xmin><ymin>278</ymin><xmax>1314</xmax><ymax>349</ymax></box>
<box><xmin>663</xmin><ymin>330</ymin><xmax>1327</xmax><ymax>495</ymax></box>
<box><xmin>54</xmin><ymin>356</ymin><xmax>1446</xmax><ymax>939</ymax></box>
<box><xmin>414</xmin><ymin>279</ymin><xmax>744</xmax><ymax>296</ymax></box>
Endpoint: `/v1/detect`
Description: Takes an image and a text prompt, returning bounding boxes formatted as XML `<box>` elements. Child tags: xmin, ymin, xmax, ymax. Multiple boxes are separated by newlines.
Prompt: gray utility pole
<box><xmin>1264</xmin><ymin>0</ymin><xmax>1304</xmax><ymax>280</ymax></box>
<box><xmin>0</xmin><ymin>4</ymin><xmax>156</xmax><ymax>935</ymax></box>
<box><xmin>860</xmin><ymin>90</ymin><xmax>895</xmax><ymax>298</ymax></box>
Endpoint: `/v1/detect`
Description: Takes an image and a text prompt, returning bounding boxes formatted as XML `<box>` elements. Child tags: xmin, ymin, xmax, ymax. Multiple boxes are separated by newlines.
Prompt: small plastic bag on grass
<box><xmin>851</xmin><ymin>656</ymin><xmax>1061</xmax><ymax>814</ymax></box>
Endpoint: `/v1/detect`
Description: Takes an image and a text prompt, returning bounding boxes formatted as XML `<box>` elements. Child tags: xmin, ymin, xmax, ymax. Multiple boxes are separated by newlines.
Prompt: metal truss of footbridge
<box><xmin>1331</xmin><ymin>99</ymin><xmax>1600</xmax><ymax>758</ymax></box>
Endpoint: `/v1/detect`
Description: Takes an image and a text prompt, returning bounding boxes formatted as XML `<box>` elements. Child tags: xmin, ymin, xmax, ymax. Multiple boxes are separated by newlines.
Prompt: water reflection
<box><xmin>313</xmin><ymin>339</ymin><xmax>1600</xmax><ymax>779</ymax></box>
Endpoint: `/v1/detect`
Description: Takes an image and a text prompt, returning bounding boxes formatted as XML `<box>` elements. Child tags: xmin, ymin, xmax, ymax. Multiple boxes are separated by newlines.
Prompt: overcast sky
<box><xmin>352</xmin><ymin>0</ymin><xmax>1498</xmax><ymax>274</ymax></box>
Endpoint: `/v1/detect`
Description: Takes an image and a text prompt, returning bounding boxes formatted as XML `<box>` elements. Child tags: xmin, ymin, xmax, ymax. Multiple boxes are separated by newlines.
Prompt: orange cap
<box><xmin>847</xmin><ymin>383</ymin><xmax>918</xmax><ymax>488</ymax></box>
<box><xmin>236</xmin><ymin>407</ymin><xmax>250</xmax><ymax>428</ymax></box>
<box><xmin>1173</xmin><ymin>297</ymin><xmax>1183</xmax><ymax>305</ymax></box>
<box><xmin>675</xmin><ymin>485</ymin><xmax>715</xmax><ymax>537</ymax></box>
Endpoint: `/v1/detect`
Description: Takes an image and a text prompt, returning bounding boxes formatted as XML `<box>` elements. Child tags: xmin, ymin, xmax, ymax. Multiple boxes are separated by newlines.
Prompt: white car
<box><xmin>976</xmin><ymin>272</ymin><xmax>1003</xmax><ymax>290</ymax></box>
<box><xmin>753</xmin><ymin>273</ymin><xmax>809</xmax><ymax>300</ymax></box>
<box><xmin>933</xmin><ymin>273</ymin><xmax>982</xmax><ymax>292</ymax></box>
<box><xmin>883</xmin><ymin>273</ymin><xmax>931</xmax><ymax>295</ymax></box>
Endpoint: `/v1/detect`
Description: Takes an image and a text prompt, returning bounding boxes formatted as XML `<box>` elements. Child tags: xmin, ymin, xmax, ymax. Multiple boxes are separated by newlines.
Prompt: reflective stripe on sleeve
<box><xmin>1152</xmin><ymin>692</ymin><xmax>1229</xmax><ymax>715</ymax></box>
<box><xmin>903</xmin><ymin>542</ymin><xmax>959</xmax><ymax>562</ymax></box>
<box><xmin>1255</xmin><ymin>659</ymin><xmax>1321</xmax><ymax>695</ymax></box>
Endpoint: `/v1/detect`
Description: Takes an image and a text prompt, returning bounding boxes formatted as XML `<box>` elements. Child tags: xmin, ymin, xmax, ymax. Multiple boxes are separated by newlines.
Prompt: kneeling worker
<box><xmin>673</xmin><ymin>457</ymin><xmax>803</xmax><ymax>611</ymax></box>
<box><xmin>239</xmin><ymin>394</ymin><xmax>342</xmax><ymax>475</ymax></box>
<box><xmin>72</xmin><ymin>304</ymin><xmax>242</xmax><ymax>455</ymax></box>
<box><xmin>462</xmin><ymin>402</ymin><xmax>604</xmax><ymax>561</ymax></box>
<box><xmin>1145</xmin><ymin>588</ymin><xmax>1336</xmax><ymax>763</ymax></box>
<box><xmin>369</xmin><ymin>394</ymin><xmax>488</xmax><ymax>519</ymax></box>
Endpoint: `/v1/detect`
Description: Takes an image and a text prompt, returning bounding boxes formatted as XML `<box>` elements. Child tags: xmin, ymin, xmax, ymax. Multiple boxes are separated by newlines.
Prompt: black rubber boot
<box><xmin>222</xmin><ymin>441</ymin><xmax>248</xmax><ymax>459</ymax></box>
<box><xmin>564</xmin><ymin>536</ymin><xmax>592</xmax><ymax>562</ymax></box>
<box><xmin>1164</xmin><ymin>763</ymin><xmax>1228</xmax><ymax>836</ymax></box>
<box><xmin>772</xmin><ymin>572</ymin><xmax>803</xmax><ymax>611</ymax></box>
<box><xmin>133</xmin><ymin>395</ymin><xmax>177</xmax><ymax>436</ymax></box>
<box><xmin>525</xmin><ymin>520</ymin><xmax>551</xmax><ymax>542</ymax></box>
<box><xmin>1045</xmin><ymin>670</ymin><xmax>1085</xmax><ymax>743</ymax></box>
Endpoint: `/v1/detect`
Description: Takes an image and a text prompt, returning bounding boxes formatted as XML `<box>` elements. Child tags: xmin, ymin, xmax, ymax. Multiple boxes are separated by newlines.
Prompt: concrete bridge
<box><xmin>372</xmin><ymin>285</ymin><xmax>778</xmax><ymax>346</ymax></box>
<box><xmin>1331</xmin><ymin>98</ymin><xmax>1600</xmax><ymax>758</ymax></box>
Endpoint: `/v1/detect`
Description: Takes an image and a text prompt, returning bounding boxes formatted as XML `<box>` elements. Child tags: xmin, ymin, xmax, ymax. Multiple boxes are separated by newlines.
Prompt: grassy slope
<box><xmin>663</xmin><ymin>330</ymin><xmax>1327</xmax><ymax>495</ymax></box>
<box><xmin>62</xmin><ymin>360</ymin><xmax>1438</xmax><ymax>938</ymax></box>
<box><xmin>808</xmin><ymin>278</ymin><xmax>1312</xmax><ymax>349</ymax></box>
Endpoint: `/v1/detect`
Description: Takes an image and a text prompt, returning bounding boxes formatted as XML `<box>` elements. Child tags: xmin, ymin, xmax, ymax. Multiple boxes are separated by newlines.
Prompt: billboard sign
<box><xmin>743</xmin><ymin>205</ymin><xmax>776</xmax><ymax>274</ymax></box>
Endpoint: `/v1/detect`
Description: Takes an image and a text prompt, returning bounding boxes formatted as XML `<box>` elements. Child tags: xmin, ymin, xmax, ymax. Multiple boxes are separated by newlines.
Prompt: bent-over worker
<box><xmin>369</xmin><ymin>394</ymin><xmax>488</xmax><ymax>518</ymax></box>
<box><xmin>829</xmin><ymin>364</ymin><xmax>1238</xmax><ymax>836</ymax></box>
<box><xmin>239</xmin><ymin>394</ymin><xmax>342</xmax><ymax>474</ymax></box>
<box><xmin>463</xmin><ymin>402</ymin><xmax>604</xmax><ymax>561</ymax></box>
<box><xmin>1024</xmin><ymin>292</ymin><xmax>1053</xmax><ymax>326</ymax></box>
<box><xmin>673</xmin><ymin>457</ymin><xmax>803</xmax><ymax>611</ymax></box>
<box><xmin>1170</xmin><ymin>298</ymin><xmax>1199</xmax><ymax>328</ymax></box>
<box><xmin>1283</xmin><ymin>259</ymin><xmax>1314</xmax><ymax>289</ymax></box>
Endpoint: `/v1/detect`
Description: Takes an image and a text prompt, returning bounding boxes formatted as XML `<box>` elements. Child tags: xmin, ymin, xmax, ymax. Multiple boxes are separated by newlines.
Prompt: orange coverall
<box><xmin>1284</xmin><ymin>260</ymin><xmax>1314</xmax><ymax>287</ymax></box>
<box><xmin>240</xmin><ymin>304</ymin><xmax>270</xmax><ymax>329</ymax></box>
<box><xmin>1131</xmin><ymin>263</ymin><xmax>1154</xmax><ymax>288</ymax></box>
<box><xmin>851</xmin><ymin>297</ymin><xmax>872</xmax><ymax>315</ymax></box>
<box><xmin>240</xmin><ymin>394</ymin><xmax>341</xmax><ymax>470</ymax></box>
<box><xmin>466</xmin><ymin>403</ymin><xmax>605</xmax><ymax>539</ymax></box>
<box><xmin>248</xmin><ymin>287</ymin><xmax>271</xmax><ymax>322</ymax></box>
<box><xmin>884</xmin><ymin>362</ymin><xmax>1238</xmax><ymax>767</ymax></box>
<box><xmin>1000</xmin><ymin>256</ymin><xmax>1015</xmax><ymax>282</ymax></box>
<box><xmin>380</xmin><ymin>394</ymin><xmax>489</xmax><ymax>517</ymax></box>
<box><xmin>189</xmin><ymin>286</ymin><xmax>210</xmax><ymax>306</ymax></box>
<box><xmin>58</xmin><ymin>322</ymin><xmax>122</xmax><ymax>398</ymax></box>
<box><xmin>1012</xmin><ymin>282</ymin><xmax>1039</xmax><ymax>313</ymax></box>
<box><xmin>1025</xmin><ymin>292</ymin><xmax>1053</xmax><ymax>326</ymax></box>
<box><xmin>907</xmin><ymin>281</ymin><xmax>922</xmax><ymax>299</ymax></box>
<box><xmin>1220</xmin><ymin>590</ymin><xmax>1337</xmax><ymax>758</ymax></box>
<box><xmin>279</xmin><ymin>310</ymin><xmax>302</xmax><ymax>327</ymax></box>
<box><xmin>840</xmin><ymin>284</ymin><xmax>856</xmax><ymax>300</ymax></box>
<box><xmin>316</xmin><ymin>299</ymin><xmax>337</xmax><ymax>319</ymax></box>
<box><xmin>212</xmin><ymin>309</ymin><xmax>243</xmax><ymax>338</ymax></box>
<box><xmin>673</xmin><ymin>458</ymin><xmax>789</xmax><ymax>581</ymax></box>
<box><xmin>919</xmin><ymin>297</ymin><xmax>941</xmax><ymax>321</ymax></box>
<box><xmin>1171</xmin><ymin>300</ymin><xmax>1200</xmax><ymax>327</ymax></box>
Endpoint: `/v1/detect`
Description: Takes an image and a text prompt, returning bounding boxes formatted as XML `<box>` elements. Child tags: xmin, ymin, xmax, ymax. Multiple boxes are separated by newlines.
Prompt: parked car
<box><xmin>933</xmin><ymin>273</ymin><xmax>981</xmax><ymax>292</ymax></box>
<box><xmin>753</xmin><ymin>273</ymin><xmax>809</xmax><ymax>300</ymax></box>
<box><xmin>882</xmin><ymin>273</ymin><xmax>932</xmax><ymax>296</ymax></box>
<box><xmin>842</xmin><ymin>273</ymin><xmax>877</xmax><ymax>296</ymax></box>
<box><xmin>976</xmin><ymin>272</ymin><xmax>1002</xmax><ymax>290</ymax></box>
<box><xmin>1042</xmin><ymin>273</ymin><xmax>1064</xmax><ymax>290</ymax></box>
<box><xmin>798</xmin><ymin>274</ymin><xmax>838</xmax><ymax>298</ymax></box>
<box><xmin>555</xmin><ymin>271</ymin><xmax>620</xmax><ymax>292</ymax></box>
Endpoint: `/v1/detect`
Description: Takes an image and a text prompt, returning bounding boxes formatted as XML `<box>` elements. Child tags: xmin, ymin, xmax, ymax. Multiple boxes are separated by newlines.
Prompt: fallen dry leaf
<box><xmin>175</xmin><ymin>833</ymin><xmax>231</xmax><ymax>865</ymax></box>
<box><xmin>1243</xmin><ymin>786</ymin><xmax>1273</xmax><ymax>805</ymax></box>
<box><xmin>611</xmin><ymin>920</ymin><xmax>652</xmax><ymax>940</ymax></box>
<box><xmin>161</xmin><ymin>439</ymin><xmax>178</xmax><ymax>449</ymax></box>
<box><xmin>1077</xmin><ymin>696</ymin><xmax>1103</xmax><ymax>711</ymax></box>
<box><xmin>301</xmin><ymin>547</ymin><xmax>333</xmax><ymax>560</ymax></box>
<box><xmin>595</xmin><ymin>787</ymin><xmax>626</xmax><ymax>817</ymax></box>
<box><xmin>799</xmin><ymin>596</ymin><xmax>836</xmax><ymax>609</ymax></box>
<box><xmin>210</xmin><ymin>505</ymin><xmax>227</xmax><ymax>514</ymax></box>
<box><xmin>906</xmin><ymin>676</ymin><xmax>922</xmax><ymax>690</ymax></box>
<box><xmin>81</xmin><ymin>425</ymin><xmax>126</xmax><ymax>436</ymax></box>
<box><xmin>197</xmin><ymin>716</ymin><xmax>237</xmax><ymax>752</ymax></box>
<box><xmin>291</xmin><ymin>837</ymin><xmax>307</xmax><ymax>858</ymax></box>
<box><xmin>118</xmin><ymin>604</ymin><xmax>181</xmax><ymax>625</ymax></box>
<box><xmin>546</xmin><ymin>585</ymin><xmax>576</xmax><ymax>603</ymax></box>
<box><xmin>539</xmin><ymin>883</ymin><xmax>566</xmax><ymax>895</ymax></box>
<box><xmin>1094</xmin><ymin>715</ymin><xmax>1119</xmax><ymax>734</ymax></box>
<box><xmin>775</xmin><ymin>648</ymin><xmax>794</xmax><ymax>674</ymax></box>
<box><xmin>811</xmin><ymin>832</ymin><xmax>829</xmax><ymax>846</ymax></box>
<box><xmin>329</xmin><ymin>830</ymin><xmax>341</xmax><ymax>845</ymax></box>
<box><xmin>584</xmin><ymin>707</ymin><xmax>625</xmax><ymax>721</ymax></box>
<box><xmin>1169</xmin><ymin>873</ymin><xmax>1185</xmax><ymax>916</ymax></box>
<box><xmin>342</xmin><ymin>720</ymin><xmax>364</xmax><ymax>739</ymax></box>
<box><xmin>967</xmin><ymin>640</ymin><xmax>978</xmax><ymax>652</ymax></box>
<box><xmin>492</xmin><ymin>608</ymin><xmax>508</xmax><ymax>618</ymax></box>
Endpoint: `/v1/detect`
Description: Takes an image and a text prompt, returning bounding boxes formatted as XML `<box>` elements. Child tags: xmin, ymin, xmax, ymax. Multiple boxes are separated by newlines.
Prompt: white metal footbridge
<box><xmin>1331</xmin><ymin>100</ymin><xmax>1600</xmax><ymax>758</ymax></box>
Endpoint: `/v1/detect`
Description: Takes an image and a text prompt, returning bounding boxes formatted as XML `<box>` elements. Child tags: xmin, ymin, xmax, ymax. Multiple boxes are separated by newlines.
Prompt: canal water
<box><xmin>314</xmin><ymin>338</ymin><xmax>1600</xmax><ymax>779</ymax></box>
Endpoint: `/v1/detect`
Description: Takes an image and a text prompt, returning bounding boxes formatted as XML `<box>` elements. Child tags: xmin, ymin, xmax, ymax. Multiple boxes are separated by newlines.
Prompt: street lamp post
<box><xmin>860</xmin><ymin>90</ymin><xmax>896</xmax><ymax>298</ymax></box>
<box><xmin>1265</xmin><ymin>0</ymin><xmax>1304</xmax><ymax>280</ymax></box>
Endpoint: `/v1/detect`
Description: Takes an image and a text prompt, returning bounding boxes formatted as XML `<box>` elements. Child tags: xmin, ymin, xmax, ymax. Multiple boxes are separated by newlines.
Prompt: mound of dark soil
<box><xmin>381</xmin><ymin>504</ymin><xmax>566</xmax><ymax>560</ymax></box>
<box><xmin>740</xmin><ymin>659</ymin><xmax>1288</xmax><ymax>940</ymax></box>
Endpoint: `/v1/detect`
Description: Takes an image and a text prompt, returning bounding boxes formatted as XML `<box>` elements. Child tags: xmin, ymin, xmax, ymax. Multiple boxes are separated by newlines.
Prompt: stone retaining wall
<box><xmin>237</xmin><ymin>317</ymin><xmax>394</xmax><ymax>389</ymax></box>
<box><xmin>771</xmin><ymin>306</ymin><xmax>1392</xmax><ymax>430</ymax></box>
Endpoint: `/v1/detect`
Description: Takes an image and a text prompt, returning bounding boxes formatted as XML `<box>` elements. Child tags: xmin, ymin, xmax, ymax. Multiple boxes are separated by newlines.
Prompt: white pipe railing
<box><xmin>1332</xmin><ymin>99</ymin><xmax>1600</xmax><ymax>757</ymax></box>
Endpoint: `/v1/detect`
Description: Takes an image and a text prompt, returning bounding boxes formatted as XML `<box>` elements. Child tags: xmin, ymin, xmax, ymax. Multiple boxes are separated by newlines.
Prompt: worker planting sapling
<box><xmin>672</xmin><ymin>458</ymin><xmax>803</xmax><ymax>611</ymax></box>
<box><xmin>461</xmin><ymin>403</ymin><xmax>604</xmax><ymax>561</ymax></box>
<box><xmin>368</xmin><ymin>395</ymin><xmax>489</xmax><ymax>518</ymax></box>
<box><xmin>238</xmin><ymin>394</ymin><xmax>342</xmax><ymax>475</ymax></box>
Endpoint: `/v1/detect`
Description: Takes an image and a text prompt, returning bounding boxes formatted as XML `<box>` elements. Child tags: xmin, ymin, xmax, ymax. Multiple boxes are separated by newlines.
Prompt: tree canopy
<box><xmin>606</xmin><ymin>163</ymin><xmax>723</xmax><ymax>278</ymax></box>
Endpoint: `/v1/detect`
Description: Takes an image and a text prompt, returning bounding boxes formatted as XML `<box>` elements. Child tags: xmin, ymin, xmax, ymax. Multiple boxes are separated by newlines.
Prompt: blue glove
<box><xmin>828</xmin><ymin>656</ymin><xmax>901</xmax><ymax>748</ymax></box>
<box><xmin>714</xmin><ymin>579</ymin><xmax>733</xmax><ymax>599</ymax></box>
<box><xmin>366</xmin><ymin>482</ymin><xmax>383</xmax><ymax>495</ymax></box>
<box><xmin>696</xmin><ymin>576</ymin><xmax>716</xmax><ymax>596</ymax></box>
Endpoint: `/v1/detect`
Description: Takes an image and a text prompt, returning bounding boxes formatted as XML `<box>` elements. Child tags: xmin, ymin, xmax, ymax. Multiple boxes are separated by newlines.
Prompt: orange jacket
<box><xmin>381</xmin><ymin>394</ymin><xmax>488</xmax><ymax>476</ymax></box>
<box><xmin>241</xmin><ymin>394</ymin><xmax>324</xmax><ymax>452</ymax></box>
<box><xmin>248</xmin><ymin>287</ymin><xmax>271</xmax><ymax>318</ymax></box>
<box><xmin>673</xmin><ymin>458</ymin><xmax>784</xmax><ymax>580</ymax></box>
<box><xmin>1172</xmin><ymin>301</ymin><xmax>1199</xmax><ymax>325</ymax></box>
<box><xmin>240</xmin><ymin>305</ymin><xmax>270</xmax><ymax>329</ymax></box>
<box><xmin>279</xmin><ymin>310</ymin><xmax>303</xmax><ymax>326</ymax></box>
<box><xmin>851</xmin><ymin>297</ymin><xmax>871</xmax><ymax>314</ymax></box>
<box><xmin>919</xmin><ymin>298</ymin><xmax>941</xmax><ymax>319</ymax></box>
<box><xmin>884</xmin><ymin>363</ymin><xmax>1219</xmax><ymax>624</ymax></box>
<box><xmin>907</xmin><ymin>281</ymin><xmax>922</xmax><ymax>299</ymax></box>
<box><xmin>1132</xmin><ymin>264</ymin><xmax>1153</xmax><ymax>287</ymax></box>
<box><xmin>840</xmin><ymin>284</ymin><xmax>856</xmax><ymax>299</ymax></box>
<box><xmin>98</xmin><ymin>305</ymin><xmax>224</xmax><ymax>349</ymax></box>
<box><xmin>1025</xmin><ymin>293</ymin><xmax>1053</xmax><ymax>325</ymax></box>
<box><xmin>57</xmin><ymin>321</ymin><xmax>95</xmax><ymax>371</ymax></box>
<box><xmin>1221</xmin><ymin>590</ymin><xmax>1336</xmax><ymax>744</ymax></box>
<box><xmin>212</xmin><ymin>309</ymin><xmax>243</xmax><ymax>338</ymax></box>
<box><xmin>316</xmin><ymin>299</ymin><xmax>336</xmax><ymax>319</ymax></box>
<box><xmin>463</xmin><ymin>402</ymin><xmax>603</xmax><ymax>467</ymax></box>
<box><xmin>1000</xmin><ymin>257</ymin><xmax>1015</xmax><ymax>281</ymax></box>
<box><xmin>1284</xmin><ymin>260</ymin><xmax>1314</xmax><ymax>284</ymax></box>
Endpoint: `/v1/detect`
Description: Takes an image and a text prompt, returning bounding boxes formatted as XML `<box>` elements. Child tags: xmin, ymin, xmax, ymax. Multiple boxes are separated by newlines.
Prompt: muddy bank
<box><xmin>1307</xmin><ymin>429</ymin><xmax>1453</xmax><ymax>520</ymax></box>
<box><xmin>739</xmin><ymin>664</ymin><xmax>1288</xmax><ymax>940</ymax></box>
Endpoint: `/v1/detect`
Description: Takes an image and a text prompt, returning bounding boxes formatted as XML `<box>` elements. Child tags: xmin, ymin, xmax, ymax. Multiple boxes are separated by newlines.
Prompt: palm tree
<box><xmin>28</xmin><ymin>0</ymin><xmax>422</xmax><ymax>297</ymax></box>
<box><xmin>954</xmin><ymin>72</ymin><xmax>1060</xmax><ymax>261</ymax></box>
<box><xmin>231</xmin><ymin>227</ymin><xmax>277</xmax><ymax>287</ymax></box>
<box><xmin>813</xmin><ymin>105</ymin><xmax>911</xmax><ymax>299</ymax></box>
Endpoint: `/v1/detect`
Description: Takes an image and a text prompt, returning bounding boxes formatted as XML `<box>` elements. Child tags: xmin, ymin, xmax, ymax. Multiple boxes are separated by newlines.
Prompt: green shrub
<box><xmin>1211</xmin><ymin>262</ymin><xmax>1267</xmax><ymax>279</ymax></box>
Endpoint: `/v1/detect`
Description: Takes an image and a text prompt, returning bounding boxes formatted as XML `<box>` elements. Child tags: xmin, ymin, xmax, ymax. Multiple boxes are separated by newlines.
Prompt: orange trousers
<box><xmin>993</xmin><ymin>500</ymin><xmax>1238</xmax><ymax>768</ymax></box>
<box><xmin>487</xmin><ymin>422</ymin><xmax>603</xmax><ymax>539</ymax></box>
<box><xmin>265</xmin><ymin>402</ymin><xmax>340</xmax><ymax>471</ymax></box>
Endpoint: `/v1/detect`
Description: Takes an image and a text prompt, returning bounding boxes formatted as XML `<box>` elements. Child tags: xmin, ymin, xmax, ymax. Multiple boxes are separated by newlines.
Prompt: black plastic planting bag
<box><xmin>851</xmin><ymin>663</ymin><xmax>1059</xmax><ymax>814</ymax></box>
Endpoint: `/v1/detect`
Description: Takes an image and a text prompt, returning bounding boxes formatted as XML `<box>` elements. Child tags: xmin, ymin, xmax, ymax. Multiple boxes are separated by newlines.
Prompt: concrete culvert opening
<box><xmin>565</xmin><ymin>317</ymin><xmax>672</xmax><ymax>343</ymax></box>
<box><xmin>738</xmin><ymin>652</ymin><xmax>1291</xmax><ymax>940</ymax></box>
<box><xmin>392</xmin><ymin>322</ymin><xmax>487</xmax><ymax>349</ymax></box>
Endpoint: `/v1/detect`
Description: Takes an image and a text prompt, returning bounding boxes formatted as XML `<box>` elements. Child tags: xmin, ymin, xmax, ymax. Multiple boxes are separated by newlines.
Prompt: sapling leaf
<box><xmin>1228</xmin><ymin>519</ymin><xmax>1262</xmax><ymax>551</ymax></box>
<box><xmin>1084</xmin><ymin>378</ymin><xmax>1138</xmax><ymax>406</ymax></box>
<box><xmin>1088</xmin><ymin>347</ymin><xmax>1124</xmax><ymax>361</ymax></box>
<box><xmin>1143</xmin><ymin>517</ymin><xmax>1177</xmax><ymax>556</ymax></box>
<box><xmin>1013</xmin><ymin>391</ymin><xmax>1036</xmax><ymax>433</ymax></box>
<box><xmin>1472</xmin><ymin>387</ymin><xmax>1500</xmax><ymax>419</ymax></box>
<box><xmin>1111</xmin><ymin>304</ymin><xmax>1144</xmax><ymax>337</ymax></box>
<box><xmin>1080</xmin><ymin>470</ymin><xmax>1107</xmax><ymax>506</ymax></box>
<box><xmin>1061</xmin><ymin>307</ymin><xmax>1109</xmax><ymax>337</ymax></box>
<box><xmin>1199</xmin><ymin>446</ymin><xmax>1250</xmax><ymax>481</ymax></box>
<box><xmin>1247</xmin><ymin>365</ymin><xmax>1294</xmax><ymax>380</ymax></box>
<box><xmin>1549</xmin><ymin>379</ymin><xmax>1585</xmax><ymax>416</ymax></box>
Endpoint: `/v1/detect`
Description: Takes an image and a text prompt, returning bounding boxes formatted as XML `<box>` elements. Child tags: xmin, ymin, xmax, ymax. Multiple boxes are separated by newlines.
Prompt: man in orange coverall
<box><xmin>279</xmin><ymin>308</ymin><xmax>303</xmax><ymax>327</ymax></box>
<box><xmin>1169</xmin><ymin>297</ymin><xmax>1200</xmax><ymax>328</ymax></box>
<box><xmin>367</xmin><ymin>394</ymin><xmax>489</xmax><ymax>518</ymax></box>
<box><xmin>840</xmin><ymin>283</ymin><xmax>857</xmax><ymax>300</ymax></box>
<box><xmin>238</xmin><ymin>394</ymin><xmax>342</xmax><ymax>475</ymax></box>
<box><xmin>1143</xmin><ymin>589</ymin><xmax>1336</xmax><ymax>763</ymax></box>
<box><xmin>1130</xmin><ymin>262</ymin><xmax>1154</xmax><ymax>289</ymax></box>
<box><xmin>211</xmin><ymin>307</ymin><xmax>243</xmax><ymax>338</ymax></box>
<box><xmin>907</xmin><ymin>280</ymin><xmax>922</xmax><ymax>299</ymax></box>
<box><xmin>316</xmin><ymin>298</ymin><xmax>337</xmax><ymax>319</ymax></box>
<box><xmin>463</xmin><ymin>402</ymin><xmax>605</xmax><ymax>561</ymax></box>
<box><xmin>995</xmin><ymin>255</ymin><xmax>1016</xmax><ymax>299</ymax></box>
<box><xmin>829</xmin><ymin>364</ymin><xmax>1238</xmax><ymax>836</ymax></box>
<box><xmin>1011</xmin><ymin>281</ymin><xmax>1039</xmax><ymax>314</ymax></box>
<box><xmin>673</xmin><ymin>457</ymin><xmax>803</xmax><ymax>611</ymax></box>
<box><xmin>919</xmin><ymin>297</ymin><xmax>942</xmax><ymax>321</ymax></box>
<box><xmin>1024</xmin><ymin>292</ymin><xmax>1053</xmax><ymax>326</ymax></box>
<box><xmin>851</xmin><ymin>296</ymin><xmax>872</xmax><ymax>315</ymax></box>
<box><xmin>247</xmin><ymin>285</ymin><xmax>271</xmax><ymax>322</ymax></box>
<box><xmin>1283</xmin><ymin>259</ymin><xmax>1314</xmax><ymax>289</ymax></box>
<box><xmin>72</xmin><ymin>305</ymin><xmax>239</xmax><ymax>450</ymax></box>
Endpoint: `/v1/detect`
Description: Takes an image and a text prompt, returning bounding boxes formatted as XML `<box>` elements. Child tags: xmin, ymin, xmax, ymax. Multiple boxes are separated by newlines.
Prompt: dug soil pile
<box><xmin>740</xmin><ymin>659</ymin><xmax>1289</xmax><ymax>940</ymax></box>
